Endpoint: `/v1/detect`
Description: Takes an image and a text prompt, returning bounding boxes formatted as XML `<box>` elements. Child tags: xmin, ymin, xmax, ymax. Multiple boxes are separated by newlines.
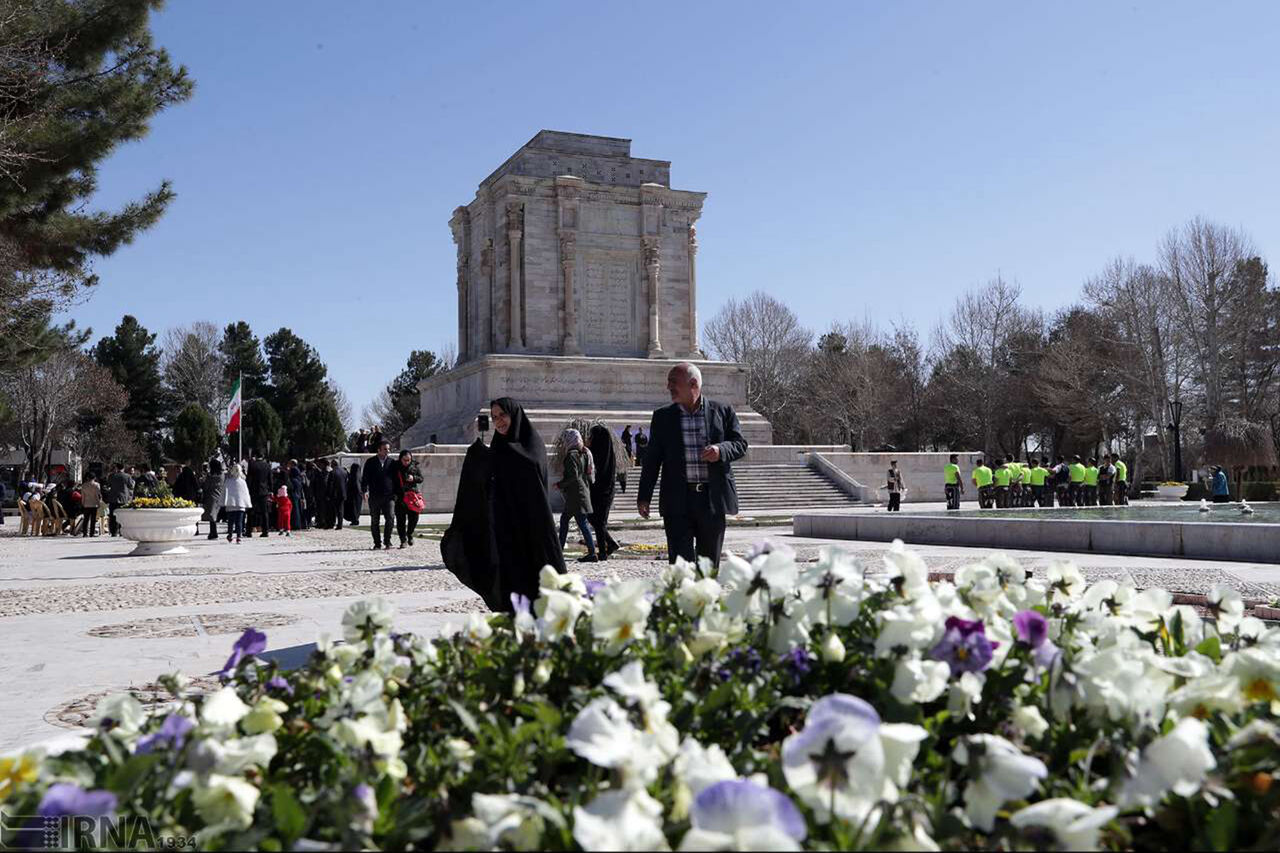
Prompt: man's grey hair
<box><xmin>671</xmin><ymin>361</ymin><xmax>702</xmax><ymax>386</ymax></box>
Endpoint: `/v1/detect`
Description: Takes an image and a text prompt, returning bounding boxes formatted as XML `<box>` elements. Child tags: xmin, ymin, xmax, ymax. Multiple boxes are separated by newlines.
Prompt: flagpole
<box><xmin>238</xmin><ymin>371</ymin><xmax>243</xmax><ymax>465</ymax></box>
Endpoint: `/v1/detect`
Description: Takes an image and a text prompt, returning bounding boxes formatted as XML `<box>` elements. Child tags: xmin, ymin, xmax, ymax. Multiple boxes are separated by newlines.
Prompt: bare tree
<box><xmin>801</xmin><ymin>321</ymin><xmax>903</xmax><ymax>449</ymax></box>
<box><xmin>162</xmin><ymin>322</ymin><xmax>227</xmax><ymax>420</ymax></box>
<box><xmin>0</xmin><ymin>349</ymin><xmax>126</xmax><ymax>479</ymax></box>
<box><xmin>327</xmin><ymin>380</ymin><xmax>353</xmax><ymax>433</ymax></box>
<box><xmin>1160</xmin><ymin>218</ymin><xmax>1254</xmax><ymax>425</ymax></box>
<box><xmin>703</xmin><ymin>291</ymin><xmax>813</xmax><ymax>437</ymax></box>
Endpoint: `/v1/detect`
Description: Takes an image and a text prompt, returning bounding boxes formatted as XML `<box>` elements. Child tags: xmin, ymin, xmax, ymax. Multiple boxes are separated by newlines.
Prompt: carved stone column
<box><xmin>449</xmin><ymin>207</ymin><xmax>471</xmax><ymax>362</ymax></box>
<box><xmin>555</xmin><ymin>175</ymin><xmax>583</xmax><ymax>355</ymax></box>
<box><xmin>480</xmin><ymin>237</ymin><xmax>495</xmax><ymax>353</ymax></box>
<box><xmin>640</xmin><ymin>183</ymin><xmax>664</xmax><ymax>358</ymax></box>
<box><xmin>686</xmin><ymin>224</ymin><xmax>705</xmax><ymax>358</ymax></box>
<box><xmin>560</xmin><ymin>232</ymin><xmax>580</xmax><ymax>354</ymax></box>
<box><xmin>506</xmin><ymin>201</ymin><xmax>524</xmax><ymax>351</ymax></box>
<box><xmin>643</xmin><ymin>236</ymin><xmax>663</xmax><ymax>357</ymax></box>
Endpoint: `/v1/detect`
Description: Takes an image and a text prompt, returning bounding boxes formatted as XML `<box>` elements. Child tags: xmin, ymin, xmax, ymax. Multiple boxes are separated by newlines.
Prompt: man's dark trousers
<box><xmin>369</xmin><ymin>498</ymin><xmax>393</xmax><ymax>547</ymax></box>
<box><xmin>945</xmin><ymin>484</ymin><xmax>961</xmax><ymax>510</ymax></box>
<box><xmin>664</xmin><ymin>485</ymin><xmax>725</xmax><ymax>567</ymax></box>
<box><xmin>887</xmin><ymin>491</ymin><xmax>902</xmax><ymax>512</ymax></box>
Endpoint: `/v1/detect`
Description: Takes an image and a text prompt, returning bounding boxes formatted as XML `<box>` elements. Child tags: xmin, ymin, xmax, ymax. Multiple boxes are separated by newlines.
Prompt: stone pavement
<box><xmin>2</xmin><ymin>517</ymin><xmax>1279</xmax><ymax>751</ymax></box>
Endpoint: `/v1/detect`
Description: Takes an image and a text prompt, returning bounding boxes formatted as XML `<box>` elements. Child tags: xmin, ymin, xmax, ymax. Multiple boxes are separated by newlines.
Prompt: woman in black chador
<box><xmin>442</xmin><ymin>397</ymin><xmax>564</xmax><ymax>612</ymax></box>
<box><xmin>587</xmin><ymin>424</ymin><xmax>621</xmax><ymax>559</ymax></box>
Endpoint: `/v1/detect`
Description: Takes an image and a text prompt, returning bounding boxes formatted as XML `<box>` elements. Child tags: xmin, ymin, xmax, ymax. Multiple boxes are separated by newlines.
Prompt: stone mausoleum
<box><xmin>405</xmin><ymin>130</ymin><xmax>772</xmax><ymax>446</ymax></box>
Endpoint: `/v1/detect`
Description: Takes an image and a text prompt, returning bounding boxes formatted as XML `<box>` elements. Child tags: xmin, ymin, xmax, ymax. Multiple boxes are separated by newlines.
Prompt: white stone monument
<box><xmin>406</xmin><ymin>131</ymin><xmax>772</xmax><ymax>446</ymax></box>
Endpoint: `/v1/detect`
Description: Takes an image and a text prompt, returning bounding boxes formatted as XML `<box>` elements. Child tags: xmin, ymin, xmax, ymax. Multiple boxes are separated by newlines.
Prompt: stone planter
<box><xmin>115</xmin><ymin>507</ymin><xmax>206</xmax><ymax>556</ymax></box>
<box><xmin>1154</xmin><ymin>484</ymin><xmax>1189</xmax><ymax>502</ymax></box>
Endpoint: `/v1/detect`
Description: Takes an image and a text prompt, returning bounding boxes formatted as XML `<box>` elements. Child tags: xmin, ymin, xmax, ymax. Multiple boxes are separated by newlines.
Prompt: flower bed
<box><xmin>3</xmin><ymin>542</ymin><xmax>1278</xmax><ymax>850</ymax></box>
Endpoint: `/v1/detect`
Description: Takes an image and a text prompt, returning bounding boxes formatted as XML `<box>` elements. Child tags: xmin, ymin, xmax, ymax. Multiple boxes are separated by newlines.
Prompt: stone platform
<box><xmin>404</xmin><ymin>353</ymin><xmax>772</xmax><ymax>446</ymax></box>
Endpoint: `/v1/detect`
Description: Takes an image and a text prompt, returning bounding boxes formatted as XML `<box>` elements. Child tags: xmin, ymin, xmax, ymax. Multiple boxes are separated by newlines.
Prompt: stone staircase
<box><xmin>733</xmin><ymin>464</ymin><xmax>861</xmax><ymax>513</ymax></box>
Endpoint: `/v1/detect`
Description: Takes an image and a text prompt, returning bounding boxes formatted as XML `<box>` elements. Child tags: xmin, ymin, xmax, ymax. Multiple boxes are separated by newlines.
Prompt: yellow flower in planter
<box><xmin>0</xmin><ymin>752</ymin><xmax>39</xmax><ymax>802</ymax></box>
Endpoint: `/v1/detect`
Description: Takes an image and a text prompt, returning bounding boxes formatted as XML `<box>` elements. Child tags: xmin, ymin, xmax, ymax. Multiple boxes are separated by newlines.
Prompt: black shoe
<box><xmin>207</xmin><ymin>534</ymin><xmax>217</xmax><ymax>540</ymax></box>
<box><xmin>260</xmin><ymin>533</ymin><xmax>269</xmax><ymax>538</ymax></box>
<box><xmin>372</xmin><ymin>543</ymin><xmax>381</xmax><ymax>550</ymax></box>
<box><xmin>407</xmin><ymin>534</ymin><xmax>413</xmax><ymax>546</ymax></box>
<box><xmin>577</xmin><ymin>554</ymin><xmax>599</xmax><ymax>563</ymax></box>
<box><xmin>398</xmin><ymin>540</ymin><xmax>406</xmax><ymax>549</ymax></box>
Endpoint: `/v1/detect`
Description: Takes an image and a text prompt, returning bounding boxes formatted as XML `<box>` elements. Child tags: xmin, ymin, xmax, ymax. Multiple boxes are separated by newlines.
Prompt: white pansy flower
<box><xmin>689</xmin><ymin>610</ymin><xmax>747</xmax><ymax>658</ymax></box>
<box><xmin>603</xmin><ymin>660</ymin><xmax>662</xmax><ymax>709</ymax></box>
<box><xmin>954</xmin><ymin>734</ymin><xmax>1048</xmax><ymax>832</ymax></box>
<box><xmin>1046</xmin><ymin>562</ymin><xmax>1086</xmax><ymax>601</ymax></box>
<box><xmin>679</xmin><ymin>778</ymin><xmax>806</xmax><ymax>851</ymax></box>
<box><xmin>781</xmin><ymin>693</ymin><xmax>925</xmax><ymax>825</ymax></box>
<box><xmin>1167</xmin><ymin>673</ymin><xmax>1244</xmax><ymax>719</ymax></box>
<box><xmin>191</xmin><ymin>773</ymin><xmax>260</xmax><ymax>832</ymax></box>
<box><xmin>342</xmin><ymin>596</ymin><xmax>396</xmax><ymax>642</ymax></box>
<box><xmin>540</xmin><ymin>566</ymin><xmax>588</xmax><ymax>597</ymax></box>
<box><xmin>471</xmin><ymin>793</ymin><xmax>563</xmax><ymax>851</ymax></box>
<box><xmin>948</xmin><ymin>671</ymin><xmax>985</xmax><ymax>720</ymax></box>
<box><xmin>882</xmin><ymin>539</ymin><xmax>931</xmax><ymax>600</ymax></box>
<box><xmin>672</xmin><ymin>737</ymin><xmax>738</xmax><ymax>798</ymax></box>
<box><xmin>767</xmin><ymin>596</ymin><xmax>811</xmax><ymax>655</ymax></box>
<box><xmin>876</xmin><ymin>603</ymin><xmax>941</xmax><ymax>658</ymax></box>
<box><xmin>241</xmin><ymin>697</ymin><xmax>287</xmax><ymax>735</ymax></box>
<box><xmin>192</xmin><ymin>733</ymin><xmax>277</xmax><ymax>776</ymax></box>
<box><xmin>1122</xmin><ymin>717</ymin><xmax>1216</xmax><ymax>807</ymax></box>
<box><xmin>573</xmin><ymin>789</ymin><xmax>668</xmax><ymax>852</ymax></box>
<box><xmin>661</xmin><ymin>559</ymin><xmax>698</xmax><ymax>589</ymax></box>
<box><xmin>800</xmin><ymin>552</ymin><xmax>867</xmax><ymax>627</ymax></box>
<box><xmin>462</xmin><ymin>612</ymin><xmax>493</xmax><ymax>642</ymax></box>
<box><xmin>1225</xmin><ymin>647</ymin><xmax>1280</xmax><ymax>708</ymax></box>
<box><xmin>1010</xmin><ymin>798</ymin><xmax>1118</xmax><ymax>851</ymax></box>
<box><xmin>535</xmin><ymin>589</ymin><xmax>586</xmax><ymax>642</ymax></box>
<box><xmin>1011</xmin><ymin>704</ymin><xmax>1050</xmax><ymax>740</ymax></box>
<box><xmin>1237</xmin><ymin>615</ymin><xmax>1267</xmax><ymax>643</ymax></box>
<box><xmin>890</xmin><ymin>659</ymin><xmax>950</xmax><ymax>704</ymax></box>
<box><xmin>201</xmin><ymin>687</ymin><xmax>250</xmax><ymax>730</ymax></box>
<box><xmin>1206</xmin><ymin>584</ymin><xmax>1244</xmax><ymax>633</ymax></box>
<box><xmin>441</xmin><ymin>817</ymin><xmax>489</xmax><ymax>851</ymax></box>
<box><xmin>678</xmin><ymin>578</ymin><xmax>723</xmax><ymax>618</ymax></box>
<box><xmin>821</xmin><ymin>632</ymin><xmax>846</xmax><ymax>663</ymax></box>
<box><xmin>566</xmin><ymin>697</ymin><xmax>671</xmax><ymax>788</ymax></box>
<box><xmin>89</xmin><ymin>693</ymin><xmax>145</xmax><ymax>738</ymax></box>
<box><xmin>591</xmin><ymin>580</ymin><xmax>653</xmax><ymax>655</ymax></box>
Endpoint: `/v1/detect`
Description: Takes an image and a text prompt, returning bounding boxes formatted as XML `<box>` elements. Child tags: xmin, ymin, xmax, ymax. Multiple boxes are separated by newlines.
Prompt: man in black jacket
<box><xmin>361</xmin><ymin>440</ymin><xmax>396</xmax><ymax>549</ymax></box>
<box><xmin>246</xmin><ymin>450</ymin><xmax>273</xmax><ymax>537</ymax></box>
<box><xmin>328</xmin><ymin>461</ymin><xmax>348</xmax><ymax>530</ymax></box>
<box><xmin>637</xmin><ymin>362</ymin><xmax>748</xmax><ymax>568</ymax></box>
<box><xmin>104</xmin><ymin>463</ymin><xmax>134</xmax><ymax>536</ymax></box>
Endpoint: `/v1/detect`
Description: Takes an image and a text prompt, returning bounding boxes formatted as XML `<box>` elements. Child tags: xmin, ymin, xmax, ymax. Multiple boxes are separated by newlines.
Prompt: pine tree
<box><xmin>171</xmin><ymin>403</ymin><xmax>218</xmax><ymax>465</ymax></box>
<box><xmin>0</xmin><ymin>0</ymin><xmax>193</xmax><ymax>367</ymax></box>
<box><xmin>219</xmin><ymin>321</ymin><xmax>269</xmax><ymax>401</ymax></box>
<box><xmin>241</xmin><ymin>398</ymin><xmax>283</xmax><ymax>461</ymax></box>
<box><xmin>263</xmin><ymin>327</ymin><xmax>332</xmax><ymax>454</ymax></box>
<box><xmin>293</xmin><ymin>397</ymin><xmax>346</xmax><ymax>458</ymax></box>
<box><xmin>93</xmin><ymin>315</ymin><xmax>165</xmax><ymax>459</ymax></box>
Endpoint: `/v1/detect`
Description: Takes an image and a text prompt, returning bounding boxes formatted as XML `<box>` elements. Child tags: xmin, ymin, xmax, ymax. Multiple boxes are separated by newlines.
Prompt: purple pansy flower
<box><xmin>135</xmin><ymin>714</ymin><xmax>194</xmax><ymax>755</ymax></box>
<box><xmin>929</xmin><ymin>616</ymin><xmax>997</xmax><ymax>676</ymax></box>
<box><xmin>267</xmin><ymin>674</ymin><xmax>294</xmax><ymax>696</ymax></box>
<box><xmin>510</xmin><ymin>593</ymin><xmax>532</xmax><ymax>616</ymax></box>
<box><xmin>783</xmin><ymin>647</ymin><xmax>813</xmax><ymax>684</ymax></box>
<box><xmin>692</xmin><ymin>778</ymin><xmax>807</xmax><ymax>844</ymax></box>
<box><xmin>1013</xmin><ymin>610</ymin><xmax>1060</xmax><ymax>668</ymax></box>
<box><xmin>38</xmin><ymin>783</ymin><xmax>117</xmax><ymax>818</ymax></box>
<box><xmin>220</xmin><ymin>628</ymin><xmax>267</xmax><ymax>677</ymax></box>
<box><xmin>583</xmin><ymin>579</ymin><xmax>607</xmax><ymax>599</ymax></box>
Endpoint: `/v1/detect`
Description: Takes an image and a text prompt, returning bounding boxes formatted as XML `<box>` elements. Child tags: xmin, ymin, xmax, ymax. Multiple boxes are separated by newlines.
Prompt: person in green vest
<box><xmin>992</xmin><ymin>457</ymin><xmax>1012</xmax><ymax>508</ymax></box>
<box><xmin>1111</xmin><ymin>453</ymin><xmax>1129</xmax><ymax>505</ymax></box>
<box><xmin>1083</xmin><ymin>457</ymin><xmax>1100</xmax><ymax>505</ymax></box>
<box><xmin>1068</xmin><ymin>455</ymin><xmax>1086</xmax><ymax>506</ymax></box>
<box><xmin>1009</xmin><ymin>459</ymin><xmax>1025</xmax><ymax>507</ymax></box>
<box><xmin>944</xmin><ymin>454</ymin><xmax>964</xmax><ymax>510</ymax></box>
<box><xmin>1028</xmin><ymin>458</ymin><xmax>1047</xmax><ymax>506</ymax></box>
<box><xmin>972</xmin><ymin>458</ymin><xmax>994</xmax><ymax>508</ymax></box>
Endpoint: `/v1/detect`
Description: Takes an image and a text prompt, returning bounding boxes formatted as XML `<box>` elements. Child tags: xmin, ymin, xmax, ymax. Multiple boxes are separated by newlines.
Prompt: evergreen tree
<box><xmin>171</xmin><ymin>403</ymin><xmax>218</xmax><ymax>465</ymax></box>
<box><xmin>93</xmin><ymin>315</ymin><xmax>165</xmax><ymax>460</ymax></box>
<box><xmin>241</xmin><ymin>398</ymin><xmax>283</xmax><ymax>461</ymax></box>
<box><xmin>219</xmin><ymin>321</ymin><xmax>269</xmax><ymax>401</ymax></box>
<box><xmin>0</xmin><ymin>1</ymin><xmax>193</xmax><ymax>355</ymax></box>
<box><xmin>371</xmin><ymin>349</ymin><xmax>449</xmax><ymax>441</ymax></box>
<box><xmin>263</xmin><ymin>327</ymin><xmax>338</xmax><ymax>455</ymax></box>
<box><xmin>292</xmin><ymin>397</ymin><xmax>346</xmax><ymax>458</ymax></box>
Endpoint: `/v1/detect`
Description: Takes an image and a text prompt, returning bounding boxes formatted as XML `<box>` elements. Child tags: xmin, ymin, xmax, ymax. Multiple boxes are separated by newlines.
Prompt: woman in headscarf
<box><xmin>556</xmin><ymin>428</ymin><xmax>598</xmax><ymax>563</ymax></box>
<box><xmin>587</xmin><ymin>424</ymin><xmax>621</xmax><ymax>558</ymax></box>
<box><xmin>201</xmin><ymin>459</ymin><xmax>225</xmax><ymax>541</ymax></box>
<box><xmin>345</xmin><ymin>462</ymin><xmax>363</xmax><ymax>525</ymax></box>
<box><xmin>443</xmin><ymin>398</ymin><xmax>564</xmax><ymax>611</ymax></box>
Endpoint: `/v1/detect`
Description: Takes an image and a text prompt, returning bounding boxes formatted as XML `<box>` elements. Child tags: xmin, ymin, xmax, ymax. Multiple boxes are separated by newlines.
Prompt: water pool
<box><xmin>912</xmin><ymin>503</ymin><xmax>1280</xmax><ymax>524</ymax></box>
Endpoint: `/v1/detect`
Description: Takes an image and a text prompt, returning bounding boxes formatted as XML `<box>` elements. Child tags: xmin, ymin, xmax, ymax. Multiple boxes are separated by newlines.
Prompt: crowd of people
<box><xmin>942</xmin><ymin>453</ymin><xmax>1131</xmax><ymax>510</ymax></box>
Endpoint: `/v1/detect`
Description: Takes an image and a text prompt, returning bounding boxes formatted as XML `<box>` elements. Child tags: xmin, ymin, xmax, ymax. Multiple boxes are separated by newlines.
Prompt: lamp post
<box><xmin>1167</xmin><ymin>399</ymin><xmax>1184</xmax><ymax>482</ymax></box>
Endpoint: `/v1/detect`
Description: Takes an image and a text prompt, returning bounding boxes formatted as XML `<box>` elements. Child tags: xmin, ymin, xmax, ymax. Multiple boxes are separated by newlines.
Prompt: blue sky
<box><xmin>77</xmin><ymin>1</ymin><xmax>1280</xmax><ymax>419</ymax></box>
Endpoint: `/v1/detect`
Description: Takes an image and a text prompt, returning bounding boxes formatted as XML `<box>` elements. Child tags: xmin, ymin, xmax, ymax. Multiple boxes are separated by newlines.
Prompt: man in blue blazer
<box><xmin>637</xmin><ymin>362</ymin><xmax>748</xmax><ymax>567</ymax></box>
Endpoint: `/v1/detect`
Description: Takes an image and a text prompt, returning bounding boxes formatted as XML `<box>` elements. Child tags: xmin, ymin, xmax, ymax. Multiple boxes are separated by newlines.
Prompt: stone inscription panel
<box><xmin>583</xmin><ymin>256</ymin><xmax>635</xmax><ymax>349</ymax></box>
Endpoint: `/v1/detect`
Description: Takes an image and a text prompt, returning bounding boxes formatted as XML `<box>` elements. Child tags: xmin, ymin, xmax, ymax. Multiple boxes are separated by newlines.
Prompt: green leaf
<box><xmin>1195</xmin><ymin>635</ymin><xmax>1223</xmax><ymax>663</ymax></box>
<box><xmin>446</xmin><ymin>698</ymin><xmax>481</xmax><ymax>736</ymax></box>
<box><xmin>106</xmin><ymin>752</ymin><xmax>161</xmax><ymax>795</ymax></box>
<box><xmin>272</xmin><ymin>783</ymin><xmax>308</xmax><ymax>843</ymax></box>
<box><xmin>1204</xmin><ymin>797</ymin><xmax>1237</xmax><ymax>851</ymax></box>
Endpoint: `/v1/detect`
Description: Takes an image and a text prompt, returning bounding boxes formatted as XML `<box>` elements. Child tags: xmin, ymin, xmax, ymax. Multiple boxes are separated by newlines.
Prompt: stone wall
<box><xmin>818</xmin><ymin>452</ymin><xmax>983</xmax><ymax>503</ymax></box>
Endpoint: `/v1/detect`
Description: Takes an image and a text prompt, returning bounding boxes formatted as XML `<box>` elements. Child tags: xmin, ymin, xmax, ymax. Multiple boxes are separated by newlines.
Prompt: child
<box><xmin>274</xmin><ymin>484</ymin><xmax>292</xmax><ymax>536</ymax></box>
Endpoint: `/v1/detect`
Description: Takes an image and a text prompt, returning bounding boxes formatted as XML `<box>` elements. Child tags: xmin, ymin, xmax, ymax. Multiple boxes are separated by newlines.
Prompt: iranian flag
<box><xmin>225</xmin><ymin>376</ymin><xmax>242</xmax><ymax>434</ymax></box>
